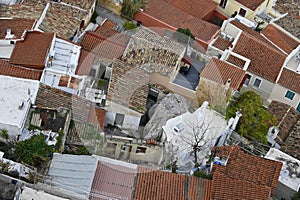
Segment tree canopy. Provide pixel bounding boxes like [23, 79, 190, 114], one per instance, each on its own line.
[226, 91, 277, 143]
[14, 135, 57, 168]
[174, 28, 195, 44]
[121, 0, 147, 20]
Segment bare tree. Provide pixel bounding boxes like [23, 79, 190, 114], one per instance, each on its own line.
[179, 119, 213, 166]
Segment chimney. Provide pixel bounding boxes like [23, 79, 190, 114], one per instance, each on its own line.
[5, 28, 14, 39]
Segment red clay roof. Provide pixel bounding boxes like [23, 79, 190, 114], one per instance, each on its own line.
[211, 172, 271, 200]
[102, 19, 115, 29]
[166, 0, 217, 19]
[278, 68, 300, 94]
[81, 29, 129, 62]
[226, 54, 246, 68]
[201, 58, 246, 90]
[134, 0, 220, 42]
[211, 146, 282, 196]
[0, 18, 36, 40]
[9, 31, 54, 69]
[76, 49, 95, 76]
[0, 59, 42, 80]
[212, 37, 232, 51]
[88, 107, 106, 130]
[262, 23, 300, 54]
[90, 161, 136, 200]
[235, 0, 265, 11]
[232, 32, 286, 83]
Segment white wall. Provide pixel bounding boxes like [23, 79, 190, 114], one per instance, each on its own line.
[269, 84, 300, 109]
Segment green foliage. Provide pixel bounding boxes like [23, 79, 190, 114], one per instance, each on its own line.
[123, 21, 138, 30]
[14, 135, 54, 168]
[121, 0, 147, 20]
[0, 129, 9, 140]
[193, 171, 212, 180]
[174, 28, 195, 44]
[226, 91, 277, 143]
[292, 191, 300, 200]
[91, 10, 99, 24]
[166, 161, 178, 173]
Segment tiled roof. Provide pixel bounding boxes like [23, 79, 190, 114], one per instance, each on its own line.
[272, 0, 300, 39]
[226, 55, 246, 68]
[232, 32, 286, 82]
[88, 106, 106, 130]
[36, 84, 91, 122]
[90, 161, 136, 200]
[39, 2, 87, 40]
[211, 37, 232, 51]
[0, 4, 44, 20]
[166, 0, 217, 19]
[211, 146, 283, 196]
[0, 18, 36, 40]
[0, 59, 42, 80]
[201, 58, 246, 90]
[278, 68, 300, 94]
[81, 29, 129, 62]
[135, 0, 220, 42]
[9, 31, 54, 69]
[235, 0, 265, 11]
[267, 100, 300, 143]
[211, 172, 271, 200]
[108, 59, 149, 113]
[262, 24, 299, 54]
[134, 167, 213, 200]
[280, 120, 300, 160]
[21, 0, 95, 11]
[102, 19, 115, 29]
[76, 49, 95, 76]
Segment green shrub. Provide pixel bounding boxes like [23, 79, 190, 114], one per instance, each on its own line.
[123, 21, 138, 30]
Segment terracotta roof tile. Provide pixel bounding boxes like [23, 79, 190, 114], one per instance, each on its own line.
[0, 18, 36, 40]
[90, 161, 136, 200]
[81, 30, 129, 62]
[212, 37, 232, 51]
[262, 24, 299, 54]
[188, 176, 212, 200]
[235, 0, 265, 11]
[211, 172, 271, 200]
[166, 0, 217, 19]
[233, 32, 286, 82]
[108, 59, 149, 114]
[102, 19, 115, 29]
[134, 0, 220, 43]
[88, 107, 106, 130]
[211, 146, 283, 196]
[0, 59, 42, 80]
[267, 100, 300, 143]
[226, 54, 246, 68]
[278, 68, 300, 94]
[9, 31, 54, 69]
[39, 2, 87, 40]
[21, 0, 95, 11]
[134, 166, 188, 200]
[201, 58, 246, 90]
[76, 49, 95, 76]
[36, 84, 92, 122]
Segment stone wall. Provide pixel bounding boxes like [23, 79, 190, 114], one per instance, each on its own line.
[98, 0, 122, 15]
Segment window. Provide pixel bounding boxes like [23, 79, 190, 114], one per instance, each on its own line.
[297, 102, 300, 113]
[136, 147, 147, 153]
[219, 0, 227, 8]
[244, 74, 252, 86]
[285, 90, 295, 100]
[253, 78, 261, 88]
[238, 8, 247, 17]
